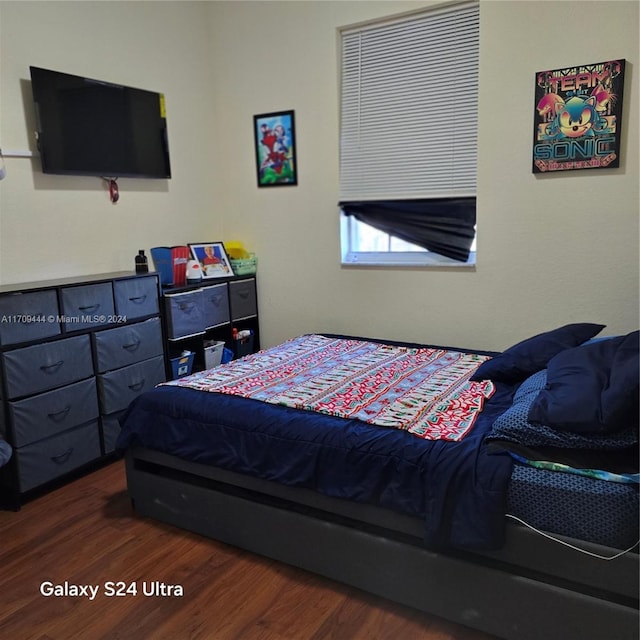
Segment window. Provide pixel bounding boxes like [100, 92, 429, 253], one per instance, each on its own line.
[339, 1, 479, 266]
[341, 215, 477, 266]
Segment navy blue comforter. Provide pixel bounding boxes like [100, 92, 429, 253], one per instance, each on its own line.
[116, 359, 515, 550]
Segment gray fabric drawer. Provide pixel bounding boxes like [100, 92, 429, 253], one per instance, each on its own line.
[60, 282, 115, 332]
[0, 290, 60, 346]
[97, 355, 166, 414]
[101, 411, 125, 454]
[202, 283, 230, 329]
[93, 317, 163, 373]
[164, 289, 205, 339]
[229, 279, 257, 320]
[16, 421, 101, 492]
[2, 335, 93, 399]
[9, 378, 99, 447]
[113, 276, 159, 320]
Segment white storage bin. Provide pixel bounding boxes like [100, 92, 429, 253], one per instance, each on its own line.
[204, 341, 225, 369]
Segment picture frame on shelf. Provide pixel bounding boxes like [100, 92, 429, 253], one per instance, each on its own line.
[253, 110, 298, 187]
[188, 242, 233, 279]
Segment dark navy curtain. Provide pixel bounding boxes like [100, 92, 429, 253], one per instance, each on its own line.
[340, 198, 476, 262]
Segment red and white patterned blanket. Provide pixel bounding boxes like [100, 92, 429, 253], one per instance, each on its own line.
[167, 334, 495, 441]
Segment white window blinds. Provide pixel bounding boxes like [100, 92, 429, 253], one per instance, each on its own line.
[339, 1, 479, 201]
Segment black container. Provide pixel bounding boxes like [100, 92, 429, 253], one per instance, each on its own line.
[135, 250, 149, 274]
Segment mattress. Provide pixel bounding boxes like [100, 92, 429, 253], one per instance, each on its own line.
[507, 463, 639, 549]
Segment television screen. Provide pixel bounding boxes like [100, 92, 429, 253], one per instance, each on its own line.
[30, 66, 171, 179]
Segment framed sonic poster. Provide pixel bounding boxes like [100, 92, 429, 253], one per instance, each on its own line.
[532, 59, 625, 173]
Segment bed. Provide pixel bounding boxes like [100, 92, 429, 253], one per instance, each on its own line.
[117, 326, 639, 640]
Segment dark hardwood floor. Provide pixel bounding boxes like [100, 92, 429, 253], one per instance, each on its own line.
[0, 461, 500, 640]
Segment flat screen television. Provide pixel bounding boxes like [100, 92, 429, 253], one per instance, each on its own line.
[30, 66, 171, 179]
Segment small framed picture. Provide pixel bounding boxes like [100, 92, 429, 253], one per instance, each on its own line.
[188, 242, 233, 279]
[253, 110, 298, 187]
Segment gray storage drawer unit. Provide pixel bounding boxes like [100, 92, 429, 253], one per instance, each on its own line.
[15, 421, 101, 492]
[97, 355, 165, 414]
[60, 282, 115, 332]
[202, 283, 230, 329]
[0, 290, 60, 346]
[164, 289, 205, 339]
[9, 378, 99, 447]
[113, 276, 159, 320]
[0, 271, 166, 507]
[157, 275, 260, 381]
[93, 317, 163, 373]
[229, 278, 257, 320]
[2, 334, 93, 399]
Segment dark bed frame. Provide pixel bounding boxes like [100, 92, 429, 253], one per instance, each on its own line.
[125, 447, 638, 640]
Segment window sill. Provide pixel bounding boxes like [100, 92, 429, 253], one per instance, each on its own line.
[341, 251, 476, 269]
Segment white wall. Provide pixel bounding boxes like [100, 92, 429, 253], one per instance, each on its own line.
[0, 1, 219, 281]
[1, 1, 637, 352]
[209, 0, 639, 350]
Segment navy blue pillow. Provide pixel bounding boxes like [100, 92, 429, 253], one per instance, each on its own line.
[470, 323, 605, 384]
[486, 370, 638, 450]
[528, 331, 639, 435]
